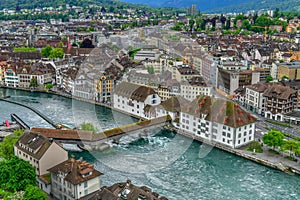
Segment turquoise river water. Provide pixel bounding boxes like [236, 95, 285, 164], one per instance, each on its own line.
[0, 88, 300, 200]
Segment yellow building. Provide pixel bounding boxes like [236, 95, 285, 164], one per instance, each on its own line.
[96, 75, 114, 103]
[157, 85, 170, 101]
[278, 61, 300, 80]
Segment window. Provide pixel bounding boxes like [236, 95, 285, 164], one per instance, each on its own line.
[84, 181, 88, 188]
[84, 189, 88, 195]
[249, 136, 252, 141]
[238, 133, 241, 138]
[227, 133, 231, 138]
[222, 132, 226, 136]
[223, 138, 225, 142]
[244, 132, 247, 136]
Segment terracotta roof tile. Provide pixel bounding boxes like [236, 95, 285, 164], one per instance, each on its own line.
[183, 95, 256, 128]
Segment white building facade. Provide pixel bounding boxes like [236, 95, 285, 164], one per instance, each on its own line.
[113, 82, 161, 118]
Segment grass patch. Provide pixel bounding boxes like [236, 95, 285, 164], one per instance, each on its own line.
[285, 156, 297, 162]
[269, 149, 280, 154]
[13, 47, 37, 52]
[246, 141, 263, 153]
[266, 120, 293, 128]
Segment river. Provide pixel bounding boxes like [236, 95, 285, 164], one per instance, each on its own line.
[0, 88, 300, 200]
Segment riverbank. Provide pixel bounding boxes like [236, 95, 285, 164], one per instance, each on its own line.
[2, 86, 300, 176]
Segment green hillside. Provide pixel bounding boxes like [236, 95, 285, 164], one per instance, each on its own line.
[0, 0, 115, 10]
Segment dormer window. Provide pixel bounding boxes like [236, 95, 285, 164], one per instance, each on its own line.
[82, 172, 92, 177]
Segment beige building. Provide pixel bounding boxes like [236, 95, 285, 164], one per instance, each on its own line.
[48, 157, 102, 200]
[277, 61, 300, 80]
[14, 131, 68, 176]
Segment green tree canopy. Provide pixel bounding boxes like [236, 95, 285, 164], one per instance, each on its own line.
[41, 45, 52, 57]
[29, 77, 38, 88]
[266, 75, 273, 82]
[262, 129, 285, 149]
[281, 140, 299, 156]
[49, 48, 64, 59]
[23, 185, 47, 200]
[81, 122, 97, 133]
[45, 83, 53, 90]
[0, 129, 23, 160]
[147, 65, 155, 74]
[0, 156, 36, 192]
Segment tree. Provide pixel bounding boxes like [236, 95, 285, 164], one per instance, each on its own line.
[274, 8, 280, 18]
[23, 185, 47, 200]
[241, 20, 251, 30]
[281, 140, 299, 156]
[0, 129, 23, 160]
[147, 65, 155, 74]
[41, 45, 52, 57]
[0, 156, 36, 192]
[45, 83, 53, 90]
[266, 75, 273, 82]
[81, 122, 97, 133]
[80, 38, 94, 48]
[225, 18, 231, 30]
[49, 48, 64, 59]
[29, 77, 38, 88]
[262, 129, 284, 149]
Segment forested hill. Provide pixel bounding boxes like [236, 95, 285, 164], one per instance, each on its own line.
[0, 0, 117, 10]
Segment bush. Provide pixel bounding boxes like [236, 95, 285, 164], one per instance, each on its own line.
[247, 141, 263, 153]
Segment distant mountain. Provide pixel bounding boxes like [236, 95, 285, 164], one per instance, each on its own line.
[120, 0, 300, 12]
[209, 0, 300, 13]
[1, 0, 299, 13]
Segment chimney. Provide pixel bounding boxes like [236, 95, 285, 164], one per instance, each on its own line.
[70, 155, 75, 163]
[126, 179, 131, 187]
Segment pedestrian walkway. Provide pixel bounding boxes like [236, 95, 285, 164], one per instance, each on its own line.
[238, 145, 300, 174]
